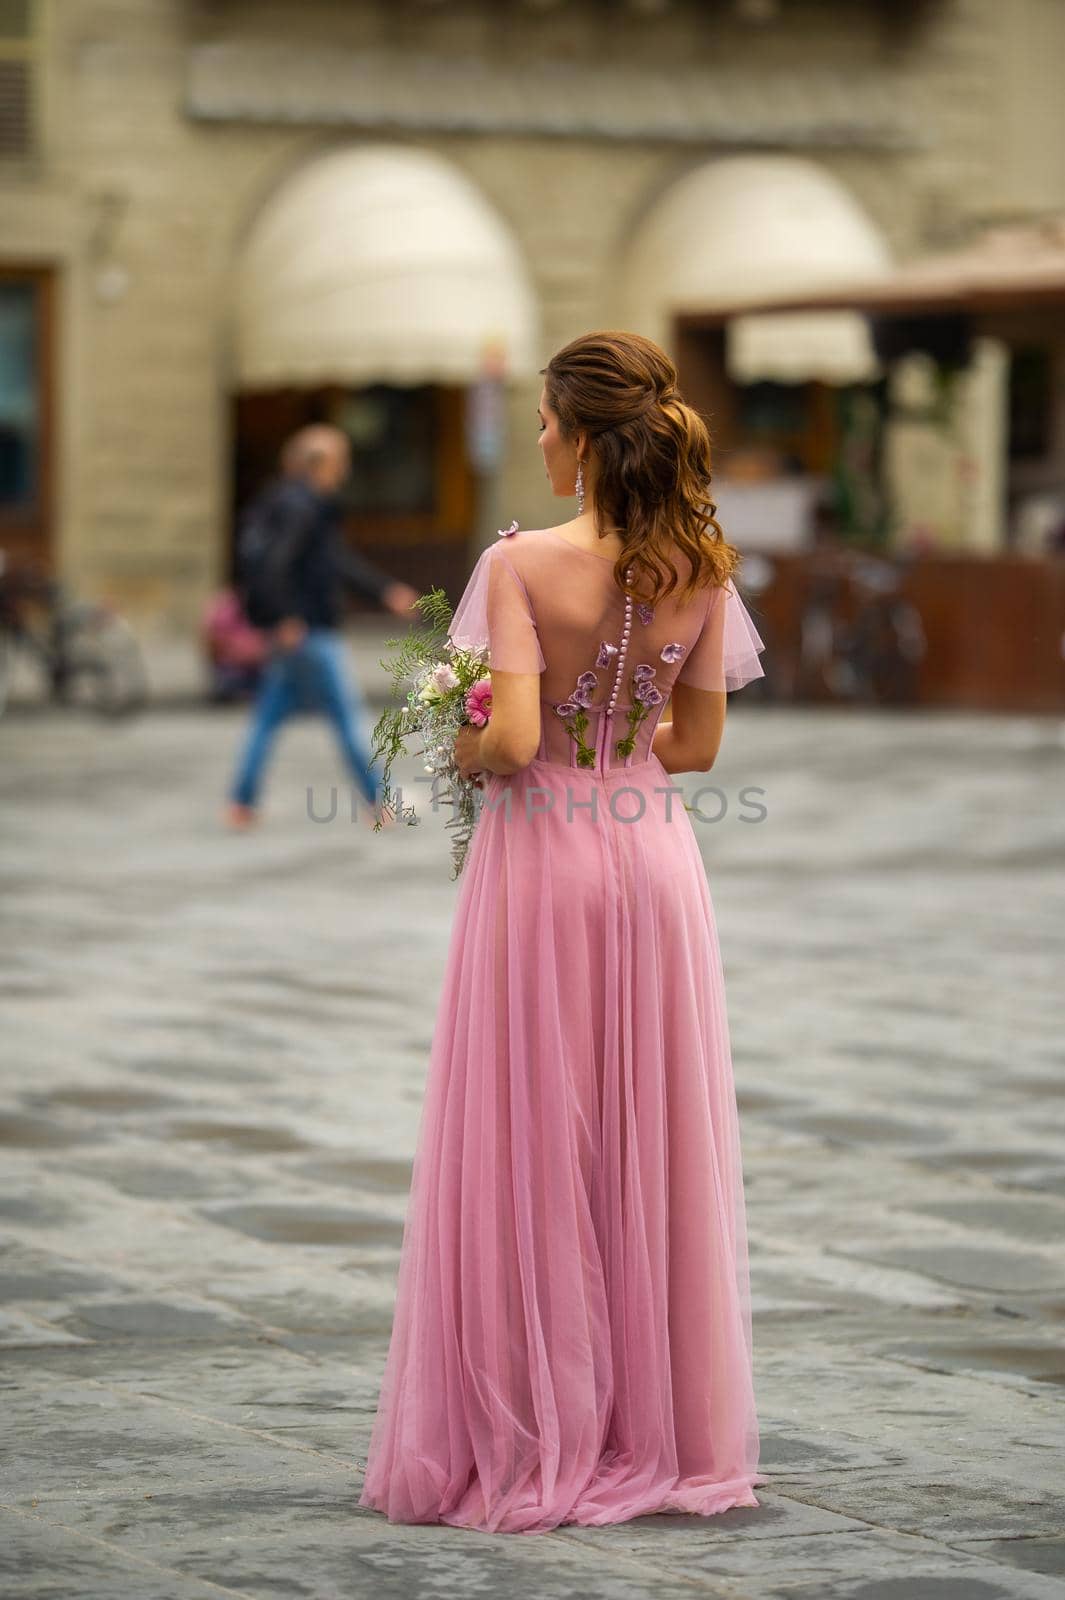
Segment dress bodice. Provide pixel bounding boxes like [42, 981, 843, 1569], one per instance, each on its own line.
[447, 522, 766, 774]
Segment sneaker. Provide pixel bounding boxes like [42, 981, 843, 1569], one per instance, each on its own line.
[223, 801, 259, 831]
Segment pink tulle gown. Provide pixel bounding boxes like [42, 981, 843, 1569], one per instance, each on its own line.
[358, 522, 768, 1534]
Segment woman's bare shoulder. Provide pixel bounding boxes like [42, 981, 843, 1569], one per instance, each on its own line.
[491, 520, 556, 562]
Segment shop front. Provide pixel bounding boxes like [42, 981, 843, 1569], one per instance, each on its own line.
[229, 143, 538, 609]
[670, 221, 1065, 713]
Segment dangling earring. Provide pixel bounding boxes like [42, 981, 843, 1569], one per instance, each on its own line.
[575, 459, 585, 514]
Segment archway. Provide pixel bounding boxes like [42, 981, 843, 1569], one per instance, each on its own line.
[617, 156, 892, 548]
[230, 143, 539, 597]
[618, 154, 890, 382]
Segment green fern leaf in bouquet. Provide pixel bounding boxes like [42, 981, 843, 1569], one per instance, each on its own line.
[369, 585, 494, 879]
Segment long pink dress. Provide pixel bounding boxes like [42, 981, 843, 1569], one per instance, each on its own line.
[358, 523, 768, 1534]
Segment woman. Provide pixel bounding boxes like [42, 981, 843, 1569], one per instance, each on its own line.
[358, 331, 768, 1534]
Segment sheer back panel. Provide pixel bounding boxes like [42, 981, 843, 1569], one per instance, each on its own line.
[449, 528, 766, 772]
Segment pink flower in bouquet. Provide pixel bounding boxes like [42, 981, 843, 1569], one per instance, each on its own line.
[465, 677, 493, 728]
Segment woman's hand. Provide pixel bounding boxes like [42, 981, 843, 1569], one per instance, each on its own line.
[381, 581, 421, 618]
[453, 723, 486, 787]
[274, 617, 307, 653]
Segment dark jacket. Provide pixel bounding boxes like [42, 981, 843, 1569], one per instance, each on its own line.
[245, 476, 395, 629]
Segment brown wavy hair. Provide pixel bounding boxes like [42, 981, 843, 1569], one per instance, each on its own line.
[541, 329, 741, 608]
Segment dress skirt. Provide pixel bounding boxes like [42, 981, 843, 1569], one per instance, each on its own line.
[358, 752, 765, 1533]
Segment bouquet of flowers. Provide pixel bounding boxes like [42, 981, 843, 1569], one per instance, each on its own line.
[370, 586, 493, 879]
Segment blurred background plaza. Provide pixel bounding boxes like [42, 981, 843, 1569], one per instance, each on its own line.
[3, 5, 1065, 1597]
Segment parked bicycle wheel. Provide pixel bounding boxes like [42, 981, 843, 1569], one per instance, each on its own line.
[0, 628, 12, 719]
[53, 601, 148, 717]
[868, 601, 926, 704]
[846, 559, 927, 706]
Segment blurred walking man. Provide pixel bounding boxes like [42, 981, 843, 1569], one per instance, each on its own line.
[224, 424, 419, 830]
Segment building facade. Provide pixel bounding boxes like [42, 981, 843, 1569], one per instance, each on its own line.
[2, 0, 1064, 634]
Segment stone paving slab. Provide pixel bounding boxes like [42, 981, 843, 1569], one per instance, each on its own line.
[0, 1512, 232, 1600]
[565, 1518, 1065, 1599]
[1, 704, 1064, 1598]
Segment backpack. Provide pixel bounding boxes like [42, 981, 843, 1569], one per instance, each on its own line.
[235, 480, 318, 630]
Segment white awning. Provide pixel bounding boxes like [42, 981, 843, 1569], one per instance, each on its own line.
[233, 145, 539, 388]
[727, 310, 880, 384]
[618, 155, 891, 383]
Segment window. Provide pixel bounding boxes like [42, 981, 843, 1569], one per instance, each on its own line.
[334, 386, 437, 518]
[0, 0, 37, 159]
[737, 382, 809, 447]
[0, 280, 38, 510]
[1008, 346, 1051, 463]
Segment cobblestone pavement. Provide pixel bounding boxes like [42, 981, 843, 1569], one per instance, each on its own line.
[2, 700, 1065, 1599]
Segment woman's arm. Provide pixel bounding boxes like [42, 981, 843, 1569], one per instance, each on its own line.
[457, 722, 524, 778]
[652, 686, 727, 773]
[454, 670, 542, 778]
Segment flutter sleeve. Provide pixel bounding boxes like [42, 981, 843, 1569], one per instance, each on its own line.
[673, 578, 767, 693]
[447, 543, 546, 674]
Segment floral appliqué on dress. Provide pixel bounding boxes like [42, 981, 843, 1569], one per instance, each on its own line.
[553, 670, 600, 768]
[549, 552, 689, 765]
[553, 550, 690, 765]
[613, 642, 687, 759]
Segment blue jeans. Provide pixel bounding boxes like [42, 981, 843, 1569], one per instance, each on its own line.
[228, 628, 384, 810]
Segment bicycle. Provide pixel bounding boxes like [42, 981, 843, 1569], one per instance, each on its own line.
[0, 552, 148, 720]
[839, 554, 927, 706]
[795, 545, 926, 707]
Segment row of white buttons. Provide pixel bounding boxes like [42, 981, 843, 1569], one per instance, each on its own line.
[606, 567, 635, 716]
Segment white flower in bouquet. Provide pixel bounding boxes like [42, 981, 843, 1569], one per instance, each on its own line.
[431, 663, 460, 692]
[370, 587, 494, 879]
